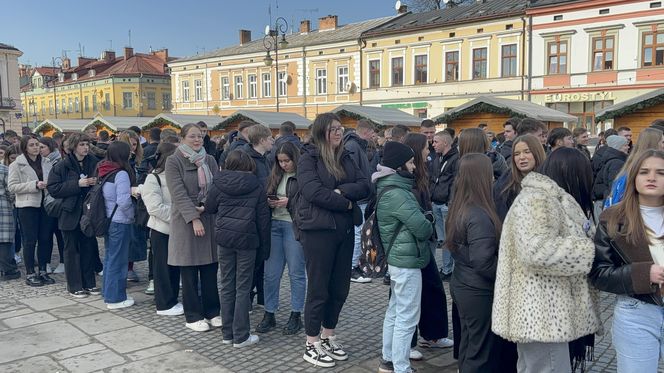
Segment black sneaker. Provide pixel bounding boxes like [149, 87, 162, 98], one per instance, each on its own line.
[350, 266, 371, 284]
[255, 311, 276, 333]
[40, 273, 56, 285]
[378, 358, 394, 373]
[383, 273, 391, 285]
[70, 290, 89, 299]
[0, 270, 20, 281]
[303, 341, 336, 368]
[320, 335, 348, 361]
[440, 272, 452, 282]
[282, 311, 302, 335]
[85, 287, 101, 295]
[25, 274, 44, 287]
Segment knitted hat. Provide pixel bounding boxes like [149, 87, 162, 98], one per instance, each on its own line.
[382, 141, 415, 170]
[606, 135, 628, 151]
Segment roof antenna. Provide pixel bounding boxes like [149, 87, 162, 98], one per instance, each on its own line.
[128, 29, 132, 47]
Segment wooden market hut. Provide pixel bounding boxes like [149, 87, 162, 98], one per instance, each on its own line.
[433, 96, 577, 133]
[331, 104, 422, 129]
[214, 110, 311, 136]
[88, 115, 146, 135]
[595, 88, 664, 140]
[141, 113, 224, 135]
[32, 119, 91, 137]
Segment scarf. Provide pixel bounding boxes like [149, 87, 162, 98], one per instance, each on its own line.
[46, 150, 61, 164]
[179, 143, 213, 203]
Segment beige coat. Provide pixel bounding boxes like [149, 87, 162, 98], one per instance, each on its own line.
[139, 172, 171, 235]
[492, 172, 600, 343]
[8, 154, 52, 208]
[165, 151, 218, 266]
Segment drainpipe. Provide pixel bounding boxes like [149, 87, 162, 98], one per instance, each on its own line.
[359, 37, 365, 105]
[302, 47, 307, 118]
[521, 17, 526, 101]
[527, 14, 533, 101]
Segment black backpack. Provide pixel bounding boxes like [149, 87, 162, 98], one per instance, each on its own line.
[80, 170, 120, 238]
[135, 172, 161, 226]
[359, 186, 403, 277]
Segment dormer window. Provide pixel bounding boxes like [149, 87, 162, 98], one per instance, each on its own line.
[72, 73, 78, 81]
[89, 69, 96, 77]
[58, 72, 65, 82]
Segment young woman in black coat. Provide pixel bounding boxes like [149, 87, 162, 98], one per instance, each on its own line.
[295, 113, 370, 368]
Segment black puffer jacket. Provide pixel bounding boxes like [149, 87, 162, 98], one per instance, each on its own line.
[487, 150, 508, 180]
[46, 153, 99, 231]
[589, 208, 662, 306]
[204, 169, 271, 261]
[430, 147, 459, 205]
[294, 143, 370, 231]
[498, 140, 513, 161]
[591, 145, 608, 181]
[450, 206, 499, 291]
[592, 147, 626, 201]
[493, 170, 516, 222]
[343, 131, 372, 203]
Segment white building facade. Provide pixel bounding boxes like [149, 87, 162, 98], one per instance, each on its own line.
[0, 43, 23, 131]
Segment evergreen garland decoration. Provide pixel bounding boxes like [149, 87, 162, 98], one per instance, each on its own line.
[434, 103, 525, 124]
[213, 114, 244, 130]
[334, 110, 381, 129]
[86, 120, 117, 134]
[595, 94, 664, 122]
[32, 122, 61, 135]
[143, 117, 181, 130]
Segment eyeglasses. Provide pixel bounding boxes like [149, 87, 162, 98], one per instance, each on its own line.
[329, 126, 344, 135]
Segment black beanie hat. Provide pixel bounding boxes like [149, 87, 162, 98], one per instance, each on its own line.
[382, 141, 415, 170]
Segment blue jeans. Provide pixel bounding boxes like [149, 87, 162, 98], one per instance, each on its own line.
[351, 203, 367, 268]
[264, 220, 306, 313]
[612, 295, 664, 372]
[382, 265, 422, 373]
[103, 222, 131, 303]
[432, 203, 453, 275]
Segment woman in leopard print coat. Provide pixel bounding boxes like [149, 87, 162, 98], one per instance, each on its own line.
[492, 148, 600, 372]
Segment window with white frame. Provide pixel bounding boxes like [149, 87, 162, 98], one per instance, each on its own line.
[337, 66, 349, 93]
[369, 60, 380, 88]
[221, 77, 230, 100]
[445, 51, 459, 81]
[316, 68, 327, 95]
[472, 48, 488, 79]
[248, 74, 257, 98]
[547, 40, 567, 74]
[278, 72, 287, 96]
[262, 73, 271, 97]
[194, 79, 203, 101]
[392, 57, 403, 86]
[122, 92, 133, 109]
[414, 55, 427, 84]
[147, 92, 156, 109]
[182, 80, 190, 102]
[501, 44, 517, 77]
[234, 75, 244, 99]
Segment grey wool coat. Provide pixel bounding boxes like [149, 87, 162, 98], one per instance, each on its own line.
[165, 151, 219, 267]
[0, 165, 15, 243]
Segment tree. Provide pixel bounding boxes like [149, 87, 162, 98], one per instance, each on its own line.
[405, 0, 474, 12]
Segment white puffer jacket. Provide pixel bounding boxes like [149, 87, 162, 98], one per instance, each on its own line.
[492, 172, 600, 343]
[8, 154, 52, 208]
[139, 172, 171, 235]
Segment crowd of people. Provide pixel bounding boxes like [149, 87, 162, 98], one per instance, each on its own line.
[0, 113, 663, 372]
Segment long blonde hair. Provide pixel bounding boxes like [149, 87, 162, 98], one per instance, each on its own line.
[118, 130, 144, 165]
[310, 113, 345, 180]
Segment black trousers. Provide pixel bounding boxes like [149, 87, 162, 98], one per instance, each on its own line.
[150, 230, 180, 311]
[450, 280, 501, 372]
[180, 262, 220, 323]
[419, 251, 449, 340]
[0, 242, 17, 274]
[17, 207, 55, 274]
[54, 228, 64, 264]
[62, 228, 97, 293]
[251, 261, 264, 305]
[301, 221, 354, 337]
[219, 246, 256, 344]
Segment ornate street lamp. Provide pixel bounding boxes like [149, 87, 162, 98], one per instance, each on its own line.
[263, 17, 288, 112]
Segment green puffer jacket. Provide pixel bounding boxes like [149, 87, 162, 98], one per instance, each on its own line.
[376, 173, 432, 269]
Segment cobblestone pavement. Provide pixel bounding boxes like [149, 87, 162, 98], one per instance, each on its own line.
[0, 246, 658, 372]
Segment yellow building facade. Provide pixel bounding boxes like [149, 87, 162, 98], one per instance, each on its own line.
[21, 48, 172, 126]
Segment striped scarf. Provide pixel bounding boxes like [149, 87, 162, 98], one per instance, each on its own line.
[178, 144, 213, 203]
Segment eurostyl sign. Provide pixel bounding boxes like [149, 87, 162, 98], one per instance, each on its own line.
[544, 91, 615, 103]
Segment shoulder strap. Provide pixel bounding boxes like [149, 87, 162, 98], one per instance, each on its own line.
[376, 186, 404, 255]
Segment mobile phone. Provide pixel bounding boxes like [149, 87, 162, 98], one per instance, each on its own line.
[267, 195, 279, 201]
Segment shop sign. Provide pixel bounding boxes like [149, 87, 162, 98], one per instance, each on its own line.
[544, 91, 615, 103]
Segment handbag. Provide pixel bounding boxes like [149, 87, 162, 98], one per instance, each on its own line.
[43, 194, 63, 218]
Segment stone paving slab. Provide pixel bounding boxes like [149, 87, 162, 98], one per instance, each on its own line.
[51, 343, 108, 361]
[47, 303, 104, 319]
[2, 311, 57, 329]
[95, 325, 174, 354]
[125, 342, 185, 361]
[59, 348, 126, 373]
[0, 355, 66, 373]
[19, 295, 76, 311]
[0, 307, 31, 320]
[0, 320, 92, 364]
[68, 312, 137, 335]
[106, 350, 224, 372]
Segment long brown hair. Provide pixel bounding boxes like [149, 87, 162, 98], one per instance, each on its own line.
[267, 142, 299, 195]
[607, 149, 664, 247]
[458, 128, 489, 157]
[501, 135, 546, 197]
[403, 133, 429, 194]
[446, 154, 502, 251]
[310, 113, 345, 180]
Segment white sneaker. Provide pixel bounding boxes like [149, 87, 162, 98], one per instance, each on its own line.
[206, 316, 222, 328]
[186, 320, 210, 332]
[53, 263, 65, 274]
[303, 341, 336, 368]
[419, 337, 454, 348]
[145, 280, 154, 295]
[14, 254, 21, 264]
[156, 303, 184, 316]
[46, 263, 53, 273]
[409, 349, 424, 361]
[106, 298, 135, 310]
[233, 334, 259, 348]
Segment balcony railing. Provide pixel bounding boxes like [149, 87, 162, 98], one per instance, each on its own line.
[0, 97, 16, 110]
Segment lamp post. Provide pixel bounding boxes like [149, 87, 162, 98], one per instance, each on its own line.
[51, 57, 63, 119]
[263, 17, 289, 112]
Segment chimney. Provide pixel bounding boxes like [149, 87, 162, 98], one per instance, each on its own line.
[397, 4, 408, 14]
[124, 47, 134, 60]
[319, 15, 338, 31]
[77, 57, 95, 67]
[102, 50, 116, 62]
[151, 48, 169, 62]
[239, 30, 252, 45]
[300, 20, 311, 34]
[62, 57, 71, 69]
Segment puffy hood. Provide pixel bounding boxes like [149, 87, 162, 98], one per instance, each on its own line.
[602, 146, 628, 164]
[371, 164, 396, 183]
[217, 169, 259, 196]
[343, 131, 368, 151]
[375, 169, 414, 192]
[521, 172, 565, 200]
[274, 134, 302, 149]
[242, 143, 266, 160]
[97, 160, 122, 178]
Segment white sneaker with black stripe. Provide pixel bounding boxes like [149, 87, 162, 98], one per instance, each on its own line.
[320, 335, 348, 361]
[303, 341, 336, 368]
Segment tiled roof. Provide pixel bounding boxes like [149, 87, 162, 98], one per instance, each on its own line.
[0, 42, 19, 51]
[54, 53, 168, 86]
[433, 96, 577, 123]
[215, 110, 311, 131]
[362, 0, 528, 38]
[34, 67, 59, 77]
[173, 16, 395, 63]
[528, 0, 581, 8]
[331, 104, 421, 127]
